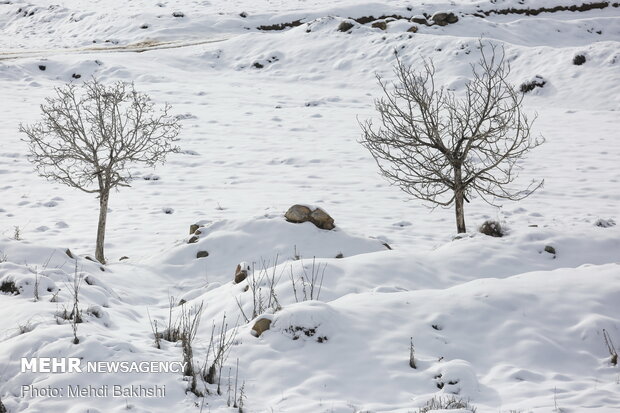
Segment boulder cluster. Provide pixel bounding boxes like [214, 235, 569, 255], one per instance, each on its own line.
[284, 204, 335, 230]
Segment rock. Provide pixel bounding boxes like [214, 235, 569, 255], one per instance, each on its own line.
[252, 318, 272, 337]
[411, 16, 428, 25]
[337, 21, 355, 32]
[189, 224, 200, 235]
[38, 65, 46, 71]
[544, 245, 556, 255]
[573, 54, 586, 65]
[407, 25, 418, 33]
[335, 252, 344, 259]
[188, 235, 199, 244]
[172, 11, 184, 17]
[196, 251, 209, 259]
[65, 248, 74, 259]
[309, 208, 335, 230]
[479, 220, 504, 237]
[234, 263, 249, 284]
[119, 256, 129, 261]
[371, 21, 387, 30]
[431, 12, 458, 26]
[285, 204, 312, 223]
[285, 204, 335, 230]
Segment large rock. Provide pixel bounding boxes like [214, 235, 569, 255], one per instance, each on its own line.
[285, 204, 312, 223]
[285, 205, 335, 230]
[371, 21, 387, 30]
[431, 12, 458, 26]
[411, 15, 428, 25]
[234, 263, 249, 284]
[337, 21, 355, 32]
[309, 208, 335, 230]
[252, 318, 272, 337]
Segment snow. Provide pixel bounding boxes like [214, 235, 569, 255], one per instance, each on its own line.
[1, 0, 620, 412]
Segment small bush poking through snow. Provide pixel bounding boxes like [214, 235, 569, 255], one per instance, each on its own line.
[602, 329, 618, 366]
[479, 220, 504, 237]
[573, 54, 586, 65]
[0, 279, 20, 295]
[18, 320, 34, 334]
[595, 218, 616, 228]
[416, 395, 477, 413]
[520, 75, 546, 93]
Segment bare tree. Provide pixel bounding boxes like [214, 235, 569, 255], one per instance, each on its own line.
[20, 79, 180, 263]
[360, 43, 544, 233]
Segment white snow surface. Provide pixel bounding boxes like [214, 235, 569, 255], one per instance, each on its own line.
[1, 0, 620, 412]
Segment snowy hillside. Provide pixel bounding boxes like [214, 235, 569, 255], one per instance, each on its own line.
[1, 0, 619, 412]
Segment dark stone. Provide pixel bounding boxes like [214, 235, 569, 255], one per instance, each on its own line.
[337, 21, 355, 32]
[257, 20, 303, 31]
[140, 24, 149, 29]
[172, 11, 184, 17]
[253, 62, 264, 69]
[371, 21, 387, 30]
[544, 245, 556, 255]
[38, 65, 46, 71]
[407, 25, 418, 33]
[196, 250, 209, 259]
[411, 16, 428, 25]
[239, 12, 247, 18]
[119, 256, 129, 261]
[335, 252, 344, 259]
[71, 73, 81, 79]
[65, 248, 74, 259]
[234, 264, 248, 284]
[189, 224, 200, 235]
[188, 235, 199, 244]
[431, 12, 458, 26]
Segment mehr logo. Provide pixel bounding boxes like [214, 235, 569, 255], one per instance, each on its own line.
[22, 358, 81, 373]
[21, 358, 187, 373]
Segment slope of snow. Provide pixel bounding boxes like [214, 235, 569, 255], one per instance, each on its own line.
[1, 0, 619, 412]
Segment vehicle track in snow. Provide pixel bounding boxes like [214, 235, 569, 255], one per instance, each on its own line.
[0, 36, 232, 61]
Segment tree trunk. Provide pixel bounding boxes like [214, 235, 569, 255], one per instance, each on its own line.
[95, 189, 109, 264]
[454, 166, 466, 233]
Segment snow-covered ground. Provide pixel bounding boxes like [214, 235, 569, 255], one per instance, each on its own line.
[1, 0, 619, 412]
